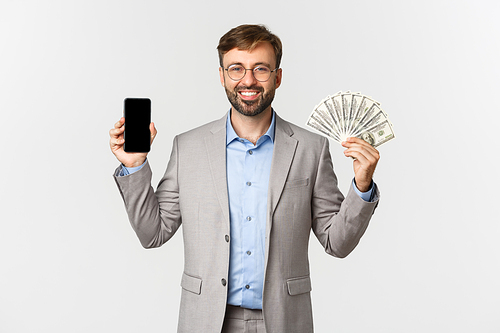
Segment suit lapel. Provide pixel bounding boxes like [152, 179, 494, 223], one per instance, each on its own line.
[267, 115, 298, 231]
[205, 113, 230, 229]
[203, 112, 298, 238]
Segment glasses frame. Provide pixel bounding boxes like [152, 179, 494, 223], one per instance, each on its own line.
[223, 64, 279, 82]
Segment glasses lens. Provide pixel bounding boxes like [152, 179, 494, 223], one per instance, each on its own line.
[227, 65, 245, 81]
[253, 66, 271, 82]
[226, 65, 273, 82]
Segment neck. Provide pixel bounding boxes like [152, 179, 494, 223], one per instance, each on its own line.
[230, 107, 273, 145]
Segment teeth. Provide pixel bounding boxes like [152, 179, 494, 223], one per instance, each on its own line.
[240, 91, 258, 96]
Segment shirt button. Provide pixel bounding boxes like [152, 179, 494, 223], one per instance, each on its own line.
[246, 216, 252, 221]
[246, 251, 251, 255]
[246, 182, 252, 186]
[221, 278, 227, 286]
[239, 139, 244, 143]
[225, 235, 229, 242]
[245, 285, 250, 289]
[248, 150, 253, 155]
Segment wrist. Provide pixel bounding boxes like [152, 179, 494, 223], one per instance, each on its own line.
[354, 178, 372, 193]
[123, 159, 146, 168]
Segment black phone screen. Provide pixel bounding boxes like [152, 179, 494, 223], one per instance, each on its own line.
[124, 98, 151, 153]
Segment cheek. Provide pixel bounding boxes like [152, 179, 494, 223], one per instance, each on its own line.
[223, 80, 237, 91]
[225, 84, 237, 95]
[263, 83, 276, 94]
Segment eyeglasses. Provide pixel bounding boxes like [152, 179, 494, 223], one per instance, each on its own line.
[223, 64, 279, 82]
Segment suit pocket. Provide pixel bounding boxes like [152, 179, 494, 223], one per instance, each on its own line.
[181, 272, 202, 295]
[284, 178, 309, 189]
[286, 275, 312, 296]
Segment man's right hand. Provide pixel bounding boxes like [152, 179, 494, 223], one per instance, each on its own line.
[109, 117, 157, 168]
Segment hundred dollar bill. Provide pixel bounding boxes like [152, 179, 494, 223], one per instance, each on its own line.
[312, 99, 339, 134]
[350, 95, 380, 136]
[330, 93, 344, 136]
[341, 92, 352, 134]
[351, 110, 389, 138]
[306, 113, 341, 142]
[306, 91, 395, 148]
[356, 119, 395, 147]
[363, 110, 389, 129]
[306, 103, 339, 140]
[321, 97, 343, 136]
[351, 102, 382, 137]
[348, 92, 364, 135]
[325, 94, 342, 133]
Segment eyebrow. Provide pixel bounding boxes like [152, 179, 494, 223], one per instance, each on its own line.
[227, 61, 272, 68]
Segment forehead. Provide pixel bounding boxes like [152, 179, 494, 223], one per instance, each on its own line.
[222, 42, 276, 67]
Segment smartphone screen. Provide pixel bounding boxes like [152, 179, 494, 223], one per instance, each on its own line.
[124, 98, 151, 153]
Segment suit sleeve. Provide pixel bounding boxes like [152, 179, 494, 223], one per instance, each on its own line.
[311, 137, 379, 258]
[113, 136, 182, 248]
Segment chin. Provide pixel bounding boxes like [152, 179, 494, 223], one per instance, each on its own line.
[233, 103, 267, 117]
[226, 88, 274, 117]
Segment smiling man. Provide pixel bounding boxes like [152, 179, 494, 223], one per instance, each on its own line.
[110, 24, 380, 333]
[220, 43, 279, 118]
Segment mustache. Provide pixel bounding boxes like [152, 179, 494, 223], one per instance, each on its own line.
[235, 86, 264, 93]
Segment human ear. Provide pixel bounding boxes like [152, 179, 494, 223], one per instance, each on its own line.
[219, 67, 225, 87]
[275, 68, 282, 89]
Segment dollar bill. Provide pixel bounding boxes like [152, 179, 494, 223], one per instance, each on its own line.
[348, 92, 364, 135]
[351, 102, 382, 136]
[341, 92, 352, 134]
[331, 93, 344, 137]
[306, 113, 341, 141]
[314, 99, 338, 134]
[350, 95, 380, 137]
[322, 97, 343, 136]
[356, 119, 395, 147]
[306, 91, 395, 147]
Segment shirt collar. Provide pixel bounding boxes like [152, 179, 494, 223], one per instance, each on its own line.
[226, 109, 276, 146]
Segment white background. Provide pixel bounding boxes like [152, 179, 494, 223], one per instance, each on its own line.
[1, 0, 499, 332]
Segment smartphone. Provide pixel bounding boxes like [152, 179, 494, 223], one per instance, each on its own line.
[123, 98, 151, 153]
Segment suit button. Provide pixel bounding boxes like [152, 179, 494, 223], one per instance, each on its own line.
[221, 278, 227, 286]
[225, 235, 229, 242]
[245, 284, 250, 289]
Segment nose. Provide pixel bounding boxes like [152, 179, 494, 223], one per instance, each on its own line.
[240, 68, 258, 86]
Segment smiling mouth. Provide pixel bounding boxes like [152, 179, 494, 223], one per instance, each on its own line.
[238, 91, 260, 100]
[240, 91, 258, 96]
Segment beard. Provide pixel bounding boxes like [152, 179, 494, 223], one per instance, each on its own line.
[225, 85, 275, 117]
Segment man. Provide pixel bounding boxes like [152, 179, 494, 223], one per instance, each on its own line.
[110, 24, 380, 333]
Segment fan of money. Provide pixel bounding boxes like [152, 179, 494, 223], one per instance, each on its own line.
[306, 91, 395, 147]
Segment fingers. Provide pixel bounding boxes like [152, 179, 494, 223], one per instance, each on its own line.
[110, 118, 124, 137]
[110, 136, 124, 148]
[150, 122, 157, 144]
[109, 126, 124, 139]
[109, 118, 125, 150]
[114, 117, 125, 128]
[341, 137, 379, 161]
[341, 137, 380, 192]
[109, 119, 157, 151]
[342, 137, 377, 151]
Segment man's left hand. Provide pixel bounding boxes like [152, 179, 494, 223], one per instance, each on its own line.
[341, 137, 380, 192]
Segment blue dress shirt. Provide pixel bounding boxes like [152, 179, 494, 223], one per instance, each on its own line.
[119, 110, 374, 310]
[225, 111, 275, 309]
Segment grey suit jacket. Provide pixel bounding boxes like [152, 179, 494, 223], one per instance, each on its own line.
[114, 113, 379, 333]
